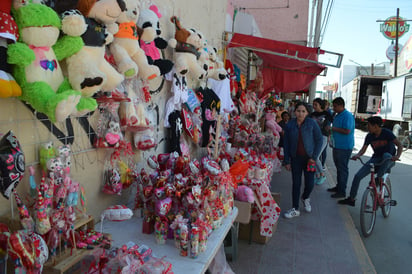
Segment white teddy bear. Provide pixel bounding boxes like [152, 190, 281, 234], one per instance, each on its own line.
[109, 0, 160, 80]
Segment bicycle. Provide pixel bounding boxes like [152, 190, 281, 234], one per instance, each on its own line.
[400, 131, 412, 152]
[355, 157, 397, 237]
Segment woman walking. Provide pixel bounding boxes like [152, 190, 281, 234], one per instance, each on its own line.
[283, 102, 323, 218]
[310, 98, 333, 185]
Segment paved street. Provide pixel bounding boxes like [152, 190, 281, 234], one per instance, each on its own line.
[335, 129, 412, 274]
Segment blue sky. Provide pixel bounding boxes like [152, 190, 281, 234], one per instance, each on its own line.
[318, 0, 412, 85]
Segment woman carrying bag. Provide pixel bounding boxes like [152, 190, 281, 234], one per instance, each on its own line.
[283, 101, 323, 218]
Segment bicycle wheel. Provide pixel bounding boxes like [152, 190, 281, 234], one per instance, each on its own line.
[381, 178, 392, 218]
[360, 188, 376, 237]
[400, 135, 410, 152]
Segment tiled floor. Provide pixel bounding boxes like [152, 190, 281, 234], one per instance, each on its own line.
[228, 166, 376, 274]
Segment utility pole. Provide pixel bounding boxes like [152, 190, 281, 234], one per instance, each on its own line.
[309, 0, 323, 101]
[377, 9, 412, 77]
[394, 8, 399, 77]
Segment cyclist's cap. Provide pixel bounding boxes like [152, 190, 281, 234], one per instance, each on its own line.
[367, 116, 383, 127]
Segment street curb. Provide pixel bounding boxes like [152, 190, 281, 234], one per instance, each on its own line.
[324, 165, 377, 274]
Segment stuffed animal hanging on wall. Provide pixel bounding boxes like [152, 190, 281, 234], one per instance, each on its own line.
[109, 0, 160, 80]
[63, 0, 126, 96]
[170, 16, 206, 80]
[0, 0, 21, 98]
[202, 45, 227, 81]
[137, 4, 175, 76]
[7, 1, 96, 122]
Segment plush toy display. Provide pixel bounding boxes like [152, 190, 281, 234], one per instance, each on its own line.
[7, 1, 97, 122]
[265, 111, 282, 138]
[170, 16, 206, 79]
[39, 141, 56, 172]
[137, 4, 174, 76]
[64, 0, 126, 96]
[235, 185, 254, 203]
[0, 0, 21, 98]
[202, 45, 227, 81]
[110, 0, 160, 80]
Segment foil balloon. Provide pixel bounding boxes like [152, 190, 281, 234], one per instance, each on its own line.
[156, 197, 172, 217]
[7, 230, 35, 271]
[147, 155, 159, 169]
[0, 131, 25, 199]
[30, 233, 49, 270]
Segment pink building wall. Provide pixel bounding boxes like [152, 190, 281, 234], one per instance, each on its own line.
[228, 0, 309, 44]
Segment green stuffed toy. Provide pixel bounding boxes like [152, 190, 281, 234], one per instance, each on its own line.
[7, 1, 97, 123]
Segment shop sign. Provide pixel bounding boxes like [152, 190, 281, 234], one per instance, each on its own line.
[404, 36, 412, 70]
[323, 83, 338, 92]
[380, 16, 410, 40]
[386, 43, 403, 60]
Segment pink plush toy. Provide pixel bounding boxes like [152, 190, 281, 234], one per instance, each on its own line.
[265, 111, 282, 138]
[235, 185, 254, 203]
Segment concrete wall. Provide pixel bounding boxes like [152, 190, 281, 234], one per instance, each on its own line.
[228, 0, 309, 44]
[0, 0, 227, 220]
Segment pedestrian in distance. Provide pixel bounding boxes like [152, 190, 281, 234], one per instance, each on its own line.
[283, 101, 323, 218]
[287, 100, 296, 119]
[327, 97, 355, 198]
[338, 116, 402, 206]
[276, 104, 286, 123]
[321, 99, 334, 168]
[278, 111, 290, 148]
[310, 98, 333, 185]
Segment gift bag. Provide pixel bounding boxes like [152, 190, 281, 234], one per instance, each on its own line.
[94, 103, 123, 148]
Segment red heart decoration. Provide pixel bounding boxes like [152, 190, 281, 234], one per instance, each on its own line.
[6, 155, 13, 163]
[263, 193, 268, 198]
[7, 164, 15, 170]
[264, 228, 269, 232]
[262, 208, 267, 213]
[9, 173, 19, 181]
[263, 201, 271, 207]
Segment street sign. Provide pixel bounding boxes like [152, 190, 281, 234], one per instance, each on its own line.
[386, 43, 403, 59]
[380, 16, 410, 40]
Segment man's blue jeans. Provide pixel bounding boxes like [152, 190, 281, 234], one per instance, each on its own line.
[349, 152, 394, 199]
[332, 148, 352, 195]
[290, 155, 315, 210]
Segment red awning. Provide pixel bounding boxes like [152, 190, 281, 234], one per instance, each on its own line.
[227, 33, 326, 94]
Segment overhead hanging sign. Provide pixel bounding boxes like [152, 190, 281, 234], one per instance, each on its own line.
[386, 43, 403, 60]
[380, 16, 410, 40]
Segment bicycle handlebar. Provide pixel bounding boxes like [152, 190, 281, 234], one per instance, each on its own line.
[353, 157, 393, 167]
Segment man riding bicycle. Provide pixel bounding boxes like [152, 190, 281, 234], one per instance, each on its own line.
[338, 116, 403, 206]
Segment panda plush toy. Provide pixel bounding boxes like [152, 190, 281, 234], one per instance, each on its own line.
[137, 5, 174, 76]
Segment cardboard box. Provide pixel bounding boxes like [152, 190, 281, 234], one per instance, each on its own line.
[238, 219, 278, 244]
[234, 200, 252, 224]
[237, 192, 280, 244]
[272, 192, 281, 205]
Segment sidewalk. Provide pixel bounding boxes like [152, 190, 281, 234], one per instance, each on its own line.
[228, 158, 376, 274]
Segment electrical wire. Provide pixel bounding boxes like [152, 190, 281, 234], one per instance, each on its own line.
[320, 0, 335, 46]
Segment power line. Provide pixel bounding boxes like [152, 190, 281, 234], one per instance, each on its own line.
[320, 0, 335, 45]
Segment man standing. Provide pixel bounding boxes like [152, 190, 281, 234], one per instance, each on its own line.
[328, 97, 355, 198]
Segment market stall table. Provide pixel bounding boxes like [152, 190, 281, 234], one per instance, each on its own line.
[99, 207, 238, 274]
